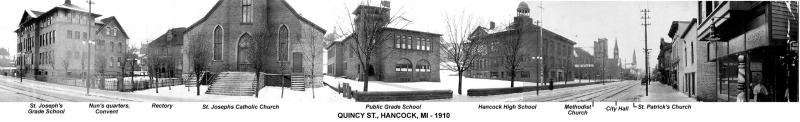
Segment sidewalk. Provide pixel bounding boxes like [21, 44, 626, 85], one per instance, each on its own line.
[639, 82, 698, 102]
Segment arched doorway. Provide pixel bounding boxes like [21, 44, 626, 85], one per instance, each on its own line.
[237, 33, 253, 71]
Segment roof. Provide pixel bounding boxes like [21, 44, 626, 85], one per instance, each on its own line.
[94, 16, 130, 39]
[667, 21, 691, 38]
[382, 27, 442, 36]
[18, 1, 102, 27]
[471, 23, 576, 45]
[574, 48, 593, 58]
[185, 0, 327, 34]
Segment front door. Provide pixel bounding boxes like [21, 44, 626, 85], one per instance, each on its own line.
[292, 52, 303, 73]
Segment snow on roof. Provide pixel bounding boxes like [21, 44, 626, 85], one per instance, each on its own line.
[333, 35, 351, 42]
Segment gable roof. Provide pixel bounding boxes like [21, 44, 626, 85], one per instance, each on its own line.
[185, 0, 327, 34]
[94, 16, 130, 39]
[17, 1, 102, 30]
[280, 0, 326, 34]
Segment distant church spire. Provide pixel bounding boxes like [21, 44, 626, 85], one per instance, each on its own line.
[614, 38, 619, 60]
[632, 51, 637, 66]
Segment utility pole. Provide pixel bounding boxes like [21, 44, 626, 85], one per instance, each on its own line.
[535, 1, 544, 96]
[85, 0, 95, 96]
[641, 8, 651, 96]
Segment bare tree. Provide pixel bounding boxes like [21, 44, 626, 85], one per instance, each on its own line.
[499, 20, 525, 87]
[186, 34, 211, 96]
[440, 11, 484, 94]
[336, 0, 408, 91]
[303, 30, 325, 98]
[143, 41, 159, 93]
[248, 32, 268, 98]
[62, 52, 70, 78]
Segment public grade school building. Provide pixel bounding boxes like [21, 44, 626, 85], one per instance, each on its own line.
[327, 3, 442, 82]
[181, 0, 326, 76]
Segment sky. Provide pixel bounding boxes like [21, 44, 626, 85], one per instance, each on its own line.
[0, 0, 696, 71]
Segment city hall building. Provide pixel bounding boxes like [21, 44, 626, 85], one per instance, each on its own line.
[181, 0, 326, 76]
[327, 3, 442, 82]
[466, 2, 576, 83]
[15, 0, 130, 82]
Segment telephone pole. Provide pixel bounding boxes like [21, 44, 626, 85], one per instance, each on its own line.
[641, 8, 651, 96]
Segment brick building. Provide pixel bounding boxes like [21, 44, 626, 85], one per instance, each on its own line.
[15, 0, 130, 82]
[146, 27, 186, 78]
[466, 2, 576, 83]
[697, 1, 797, 102]
[668, 19, 718, 101]
[181, 0, 326, 76]
[328, 3, 441, 82]
[573, 48, 597, 80]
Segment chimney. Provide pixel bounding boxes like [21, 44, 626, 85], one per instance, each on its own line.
[490, 22, 496, 29]
[381, 1, 391, 8]
[65, 0, 71, 4]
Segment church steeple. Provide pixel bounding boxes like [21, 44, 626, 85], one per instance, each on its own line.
[614, 38, 619, 60]
[632, 51, 637, 66]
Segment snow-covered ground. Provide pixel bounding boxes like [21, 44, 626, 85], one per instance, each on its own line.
[132, 85, 353, 102]
[324, 70, 543, 95]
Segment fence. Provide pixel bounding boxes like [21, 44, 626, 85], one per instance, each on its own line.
[47, 75, 187, 92]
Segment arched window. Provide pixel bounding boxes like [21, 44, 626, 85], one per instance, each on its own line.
[278, 25, 289, 61]
[395, 59, 412, 72]
[395, 58, 413, 82]
[416, 60, 430, 72]
[416, 59, 431, 81]
[237, 33, 253, 69]
[213, 26, 224, 60]
[241, 0, 253, 23]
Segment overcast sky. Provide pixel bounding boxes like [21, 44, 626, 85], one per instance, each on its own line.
[1, 0, 696, 71]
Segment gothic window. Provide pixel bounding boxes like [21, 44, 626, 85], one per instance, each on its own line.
[213, 26, 224, 60]
[241, 0, 253, 23]
[278, 25, 289, 61]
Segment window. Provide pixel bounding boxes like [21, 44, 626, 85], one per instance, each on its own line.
[416, 60, 430, 72]
[67, 30, 72, 39]
[74, 32, 80, 40]
[213, 26, 224, 60]
[691, 42, 694, 64]
[395, 59, 413, 72]
[241, 0, 253, 23]
[394, 35, 401, 48]
[82, 32, 87, 40]
[279, 25, 289, 61]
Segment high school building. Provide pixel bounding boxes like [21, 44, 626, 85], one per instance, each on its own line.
[466, 2, 576, 83]
[181, 0, 326, 76]
[15, 0, 130, 82]
[327, 3, 442, 82]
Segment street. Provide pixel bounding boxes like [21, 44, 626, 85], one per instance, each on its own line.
[0, 84, 46, 102]
[513, 81, 644, 102]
